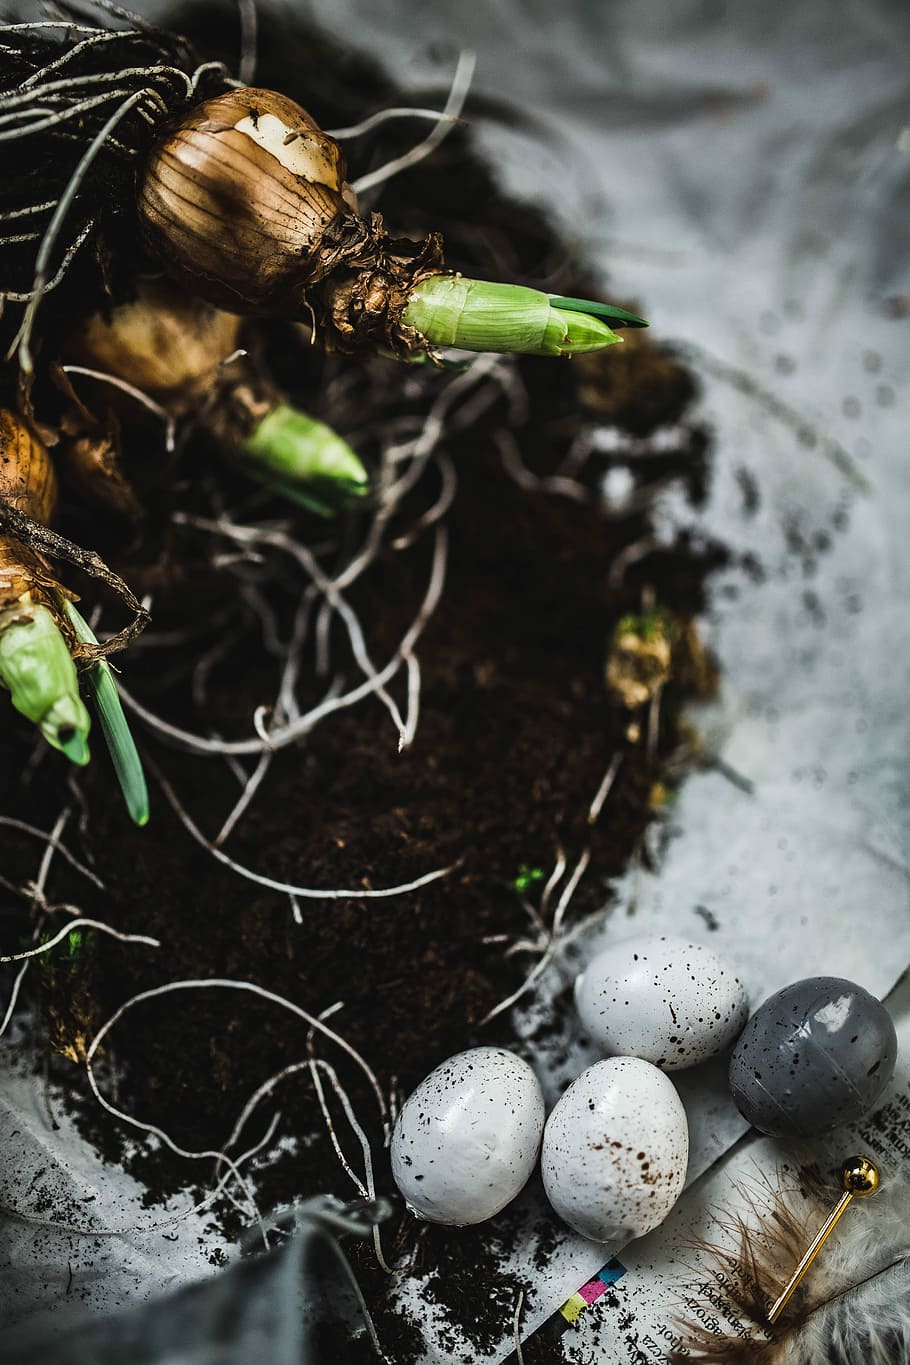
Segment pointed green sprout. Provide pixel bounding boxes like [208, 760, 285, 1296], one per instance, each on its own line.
[513, 863, 545, 895]
[35, 923, 93, 971]
[547, 297, 649, 329]
[62, 599, 149, 827]
[239, 404, 369, 517]
[0, 603, 91, 764]
[401, 276, 648, 357]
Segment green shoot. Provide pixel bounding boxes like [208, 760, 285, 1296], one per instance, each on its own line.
[61, 599, 149, 827]
[0, 603, 91, 764]
[615, 608, 671, 644]
[35, 923, 93, 971]
[257, 473, 366, 519]
[513, 863, 545, 895]
[402, 276, 631, 356]
[548, 297, 649, 329]
[240, 404, 369, 517]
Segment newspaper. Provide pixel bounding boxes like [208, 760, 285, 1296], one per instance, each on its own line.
[560, 973, 910, 1362]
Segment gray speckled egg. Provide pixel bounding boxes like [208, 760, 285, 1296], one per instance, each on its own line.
[574, 934, 748, 1070]
[390, 1047, 544, 1225]
[729, 976, 898, 1139]
[541, 1057, 689, 1244]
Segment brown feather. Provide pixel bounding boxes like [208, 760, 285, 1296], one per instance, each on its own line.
[668, 1159, 910, 1365]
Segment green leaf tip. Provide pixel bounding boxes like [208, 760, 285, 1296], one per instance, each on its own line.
[548, 297, 649, 329]
[402, 276, 626, 356]
[0, 604, 92, 763]
[241, 405, 369, 516]
[62, 600, 150, 827]
[512, 863, 545, 894]
[57, 724, 91, 766]
[547, 308, 622, 355]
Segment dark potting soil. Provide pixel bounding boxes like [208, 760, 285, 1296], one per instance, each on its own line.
[0, 9, 724, 1362]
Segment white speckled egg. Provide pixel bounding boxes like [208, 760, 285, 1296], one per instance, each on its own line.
[390, 1047, 545, 1225]
[541, 1057, 688, 1243]
[575, 934, 748, 1070]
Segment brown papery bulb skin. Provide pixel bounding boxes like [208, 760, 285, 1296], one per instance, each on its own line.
[71, 280, 243, 402]
[0, 409, 63, 616]
[0, 407, 58, 526]
[139, 88, 353, 315]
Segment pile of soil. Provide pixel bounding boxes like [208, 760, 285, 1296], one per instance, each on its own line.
[0, 10, 722, 1361]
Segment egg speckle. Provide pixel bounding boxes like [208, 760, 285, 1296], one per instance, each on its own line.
[729, 976, 898, 1138]
[390, 1047, 545, 1225]
[541, 1057, 689, 1244]
[574, 934, 748, 1070]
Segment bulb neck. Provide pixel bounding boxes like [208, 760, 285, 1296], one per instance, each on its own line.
[308, 213, 445, 357]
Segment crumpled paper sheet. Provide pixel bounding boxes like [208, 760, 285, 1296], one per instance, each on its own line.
[2, 1186, 381, 1365]
[3, 1, 910, 1360]
[0, 1034, 230, 1328]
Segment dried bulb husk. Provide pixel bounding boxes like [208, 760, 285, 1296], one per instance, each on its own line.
[139, 88, 354, 314]
[0, 409, 63, 615]
[70, 280, 243, 401]
[69, 283, 367, 513]
[606, 609, 674, 709]
[58, 424, 143, 524]
[0, 410, 89, 761]
[63, 280, 242, 519]
[0, 405, 58, 527]
[0, 536, 57, 618]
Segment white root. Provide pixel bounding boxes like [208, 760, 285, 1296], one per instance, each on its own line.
[308, 1055, 393, 1274]
[550, 846, 591, 943]
[0, 1115, 278, 1242]
[62, 364, 176, 452]
[539, 848, 567, 922]
[494, 427, 590, 504]
[118, 520, 449, 757]
[399, 649, 421, 751]
[236, 0, 258, 86]
[13, 88, 151, 378]
[482, 757, 619, 1025]
[0, 816, 106, 888]
[0, 916, 159, 963]
[146, 753, 456, 901]
[87, 978, 389, 1119]
[607, 534, 661, 590]
[213, 749, 272, 847]
[513, 1287, 526, 1365]
[182, 513, 409, 746]
[328, 106, 462, 141]
[0, 963, 29, 1039]
[647, 682, 664, 764]
[352, 49, 476, 196]
[588, 750, 624, 824]
[83, 979, 397, 1247]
